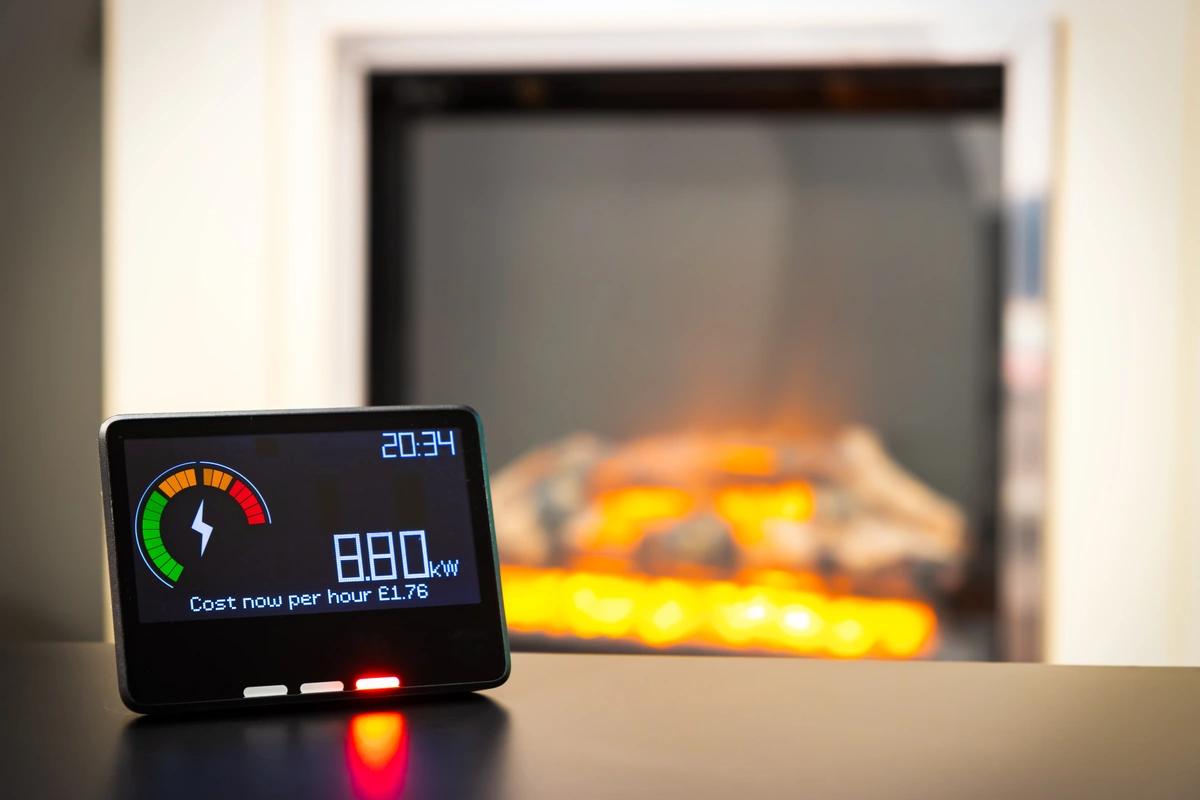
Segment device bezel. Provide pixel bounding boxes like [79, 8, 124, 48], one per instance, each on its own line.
[99, 406, 510, 713]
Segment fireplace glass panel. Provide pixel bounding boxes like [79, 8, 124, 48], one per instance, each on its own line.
[370, 69, 1003, 660]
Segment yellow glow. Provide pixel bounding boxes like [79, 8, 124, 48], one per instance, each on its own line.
[783, 607, 814, 632]
[501, 566, 936, 659]
[565, 573, 640, 638]
[635, 580, 703, 645]
[876, 601, 939, 657]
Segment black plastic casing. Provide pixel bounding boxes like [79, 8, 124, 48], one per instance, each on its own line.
[98, 406, 510, 714]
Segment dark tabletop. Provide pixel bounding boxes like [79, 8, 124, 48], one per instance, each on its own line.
[3, 643, 1199, 799]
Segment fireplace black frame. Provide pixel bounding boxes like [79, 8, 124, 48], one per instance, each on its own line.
[366, 65, 1007, 659]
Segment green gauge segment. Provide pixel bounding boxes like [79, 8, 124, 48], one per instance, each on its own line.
[141, 490, 181, 581]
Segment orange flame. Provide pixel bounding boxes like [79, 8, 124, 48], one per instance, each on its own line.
[585, 479, 816, 553]
[587, 486, 694, 548]
[714, 481, 815, 545]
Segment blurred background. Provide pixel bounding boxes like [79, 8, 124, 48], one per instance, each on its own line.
[1, 0, 1198, 666]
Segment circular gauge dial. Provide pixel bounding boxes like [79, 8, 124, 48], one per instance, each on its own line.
[135, 462, 272, 587]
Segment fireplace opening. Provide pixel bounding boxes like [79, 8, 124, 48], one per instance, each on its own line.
[369, 66, 1006, 660]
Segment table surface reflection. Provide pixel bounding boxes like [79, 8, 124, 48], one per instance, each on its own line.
[2, 643, 1199, 799]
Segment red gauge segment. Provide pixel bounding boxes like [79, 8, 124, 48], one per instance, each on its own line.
[227, 479, 267, 525]
[202, 467, 268, 523]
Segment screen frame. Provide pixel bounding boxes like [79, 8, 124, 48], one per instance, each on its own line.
[100, 405, 510, 713]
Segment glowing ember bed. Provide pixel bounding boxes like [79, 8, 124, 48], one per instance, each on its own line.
[492, 430, 966, 659]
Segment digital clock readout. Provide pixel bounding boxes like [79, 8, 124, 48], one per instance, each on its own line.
[380, 430, 456, 459]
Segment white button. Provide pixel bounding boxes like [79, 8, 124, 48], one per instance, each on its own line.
[300, 680, 345, 694]
[243, 684, 288, 698]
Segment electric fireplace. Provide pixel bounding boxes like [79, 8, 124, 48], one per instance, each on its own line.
[369, 66, 1016, 660]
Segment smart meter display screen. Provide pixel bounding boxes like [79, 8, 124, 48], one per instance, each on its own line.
[123, 428, 481, 623]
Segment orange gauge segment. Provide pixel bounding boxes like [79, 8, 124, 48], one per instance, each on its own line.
[202, 467, 234, 491]
[157, 468, 197, 498]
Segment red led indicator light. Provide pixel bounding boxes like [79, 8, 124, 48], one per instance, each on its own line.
[355, 676, 401, 691]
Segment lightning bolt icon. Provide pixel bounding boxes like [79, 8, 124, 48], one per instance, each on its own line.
[192, 500, 214, 557]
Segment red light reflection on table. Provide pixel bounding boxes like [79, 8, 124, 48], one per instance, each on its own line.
[346, 711, 408, 799]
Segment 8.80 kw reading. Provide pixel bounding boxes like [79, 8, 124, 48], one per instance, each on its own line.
[333, 530, 459, 583]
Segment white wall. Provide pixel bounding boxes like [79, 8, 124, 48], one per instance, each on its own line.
[1182, 1, 1200, 668]
[106, 2, 277, 413]
[106, 0, 1200, 663]
[1048, 0, 1200, 665]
